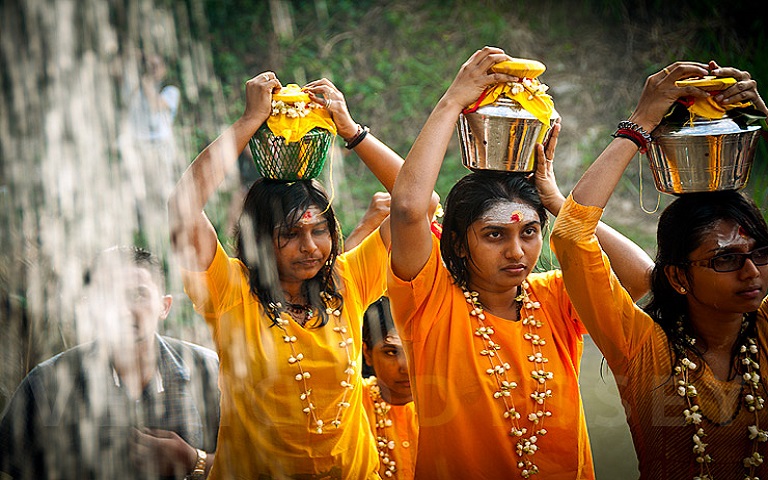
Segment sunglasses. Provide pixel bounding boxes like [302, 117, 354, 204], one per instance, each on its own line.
[686, 245, 768, 273]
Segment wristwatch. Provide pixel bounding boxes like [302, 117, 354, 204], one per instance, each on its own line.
[185, 448, 207, 480]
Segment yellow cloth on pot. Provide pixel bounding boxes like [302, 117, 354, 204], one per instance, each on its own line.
[685, 96, 753, 121]
[465, 80, 556, 148]
[674, 76, 753, 121]
[472, 82, 555, 126]
[267, 108, 337, 144]
[266, 84, 337, 143]
[473, 59, 554, 126]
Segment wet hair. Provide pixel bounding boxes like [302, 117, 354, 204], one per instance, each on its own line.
[362, 297, 396, 350]
[440, 171, 548, 289]
[362, 296, 396, 377]
[84, 245, 166, 294]
[234, 178, 342, 327]
[643, 190, 768, 376]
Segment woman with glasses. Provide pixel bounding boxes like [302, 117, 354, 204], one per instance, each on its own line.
[551, 60, 768, 479]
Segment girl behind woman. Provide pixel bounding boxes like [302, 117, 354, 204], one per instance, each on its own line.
[361, 296, 418, 479]
[551, 61, 768, 478]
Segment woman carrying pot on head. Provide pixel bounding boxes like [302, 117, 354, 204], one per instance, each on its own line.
[387, 46, 654, 479]
[169, 73, 410, 478]
[551, 61, 768, 479]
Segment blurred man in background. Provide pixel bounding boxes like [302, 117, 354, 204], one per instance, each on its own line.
[0, 246, 219, 480]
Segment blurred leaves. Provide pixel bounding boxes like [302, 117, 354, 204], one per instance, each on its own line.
[190, 0, 766, 241]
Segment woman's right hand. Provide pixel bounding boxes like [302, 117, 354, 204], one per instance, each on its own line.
[534, 121, 565, 216]
[709, 61, 768, 116]
[243, 71, 281, 124]
[442, 46, 520, 111]
[302, 78, 358, 140]
[628, 61, 709, 132]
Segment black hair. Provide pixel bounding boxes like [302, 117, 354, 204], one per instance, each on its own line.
[362, 297, 396, 350]
[362, 296, 396, 377]
[440, 171, 548, 289]
[234, 178, 343, 327]
[643, 190, 768, 376]
[84, 245, 166, 294]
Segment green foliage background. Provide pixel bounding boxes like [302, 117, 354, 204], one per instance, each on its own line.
[183, 0, 767, 257]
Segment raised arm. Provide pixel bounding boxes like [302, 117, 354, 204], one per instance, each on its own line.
[304, 79, 412, 248]
[390, 47, 519, 281]
[533, 123, 654, 300]
[564, 60, 768, 301]
[168, 72, 277, 271]
[570, 61, 711, 209]
[344, 192, 391, 252]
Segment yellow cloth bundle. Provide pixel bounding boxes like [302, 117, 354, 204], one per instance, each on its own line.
[464, 59, 556, 127]
[266, 84, 337, 143]
[675, 76, 753, 121]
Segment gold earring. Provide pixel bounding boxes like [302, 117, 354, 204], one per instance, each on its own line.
[680, 287, 686, 294]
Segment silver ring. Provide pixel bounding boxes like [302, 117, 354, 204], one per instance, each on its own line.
[545, 158, 554, 163]
[262, 73, 269, 81]
[325, 98, 332, 108]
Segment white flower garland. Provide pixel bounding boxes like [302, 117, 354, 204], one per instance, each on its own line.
[270, 299, 356, 434]
[271, 99, 322, 118]
[369, 379, 398, 478]
[506, 78, 550, 101]
[675, 322, 768, 479]
[462, 280, 552, 478]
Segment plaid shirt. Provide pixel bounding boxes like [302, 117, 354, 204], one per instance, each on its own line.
[0, 335, 219, 480]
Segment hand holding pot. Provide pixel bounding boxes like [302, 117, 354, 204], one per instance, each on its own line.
[628, 61, 709, 133]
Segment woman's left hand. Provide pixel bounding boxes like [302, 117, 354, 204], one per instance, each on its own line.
[534, 121, 566, 216]
[303, 78, 359, 139]
[709, 61, 768, 116]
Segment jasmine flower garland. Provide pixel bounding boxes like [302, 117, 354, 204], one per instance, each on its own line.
[462, 280, 553, 479]
[674, 317, 767, 480]
[270, 296, 355, 434]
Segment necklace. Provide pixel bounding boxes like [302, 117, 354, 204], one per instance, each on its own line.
[674, 317, 767, 479]
[369, 378, 398, 478]
[285, 301, 313, 325]
[462, 280, 552, 479]
[269, 293, 356, 434]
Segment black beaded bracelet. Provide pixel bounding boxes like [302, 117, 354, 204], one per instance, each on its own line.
[616, 120, 652, 145]
[612, 132, 644, 150]
[345, 125, 370, 150]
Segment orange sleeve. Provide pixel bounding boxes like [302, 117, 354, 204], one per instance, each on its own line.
[387, 234, 447, 343]
[180, 240, 249, 342]
[551, 195, 654, 369]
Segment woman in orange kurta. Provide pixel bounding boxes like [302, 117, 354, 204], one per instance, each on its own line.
[388, 46, 653, 479]
[551, 61, 768, 479]
[169, 73, 406, 478]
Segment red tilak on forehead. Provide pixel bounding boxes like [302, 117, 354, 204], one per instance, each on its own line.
[509, 211, 522, 223]
[301, 210, 314, 221]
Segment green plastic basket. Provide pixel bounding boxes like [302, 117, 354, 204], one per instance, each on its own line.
[249, 125, 333, 181]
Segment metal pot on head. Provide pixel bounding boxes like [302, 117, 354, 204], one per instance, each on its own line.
[647, 116, 761, 194]
[458, 97, 558, 173]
